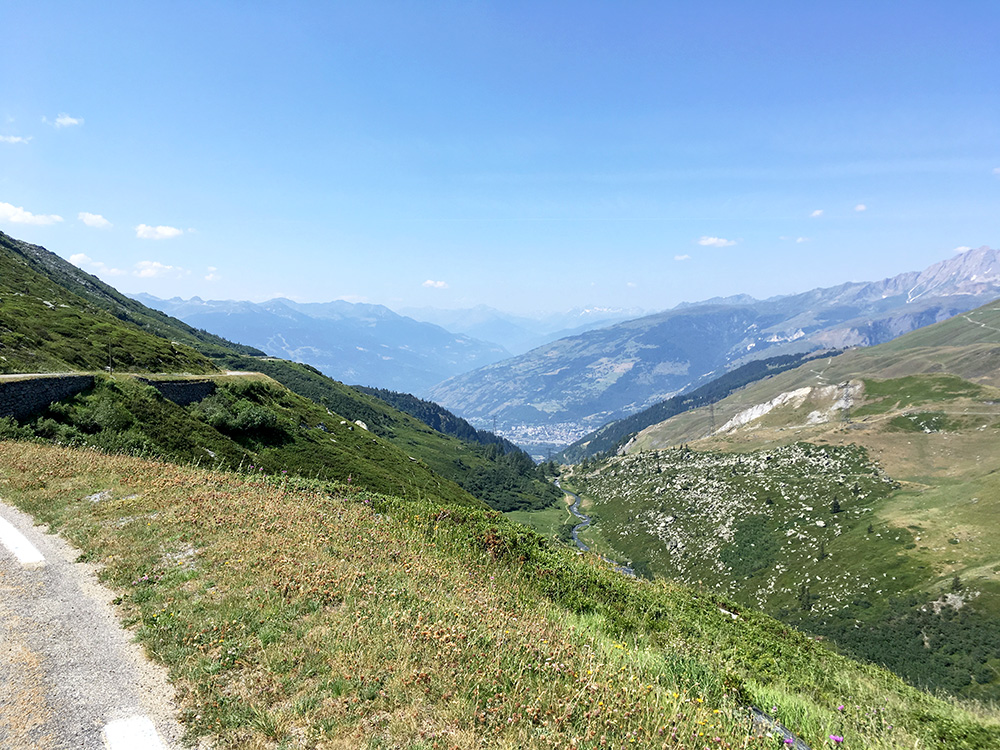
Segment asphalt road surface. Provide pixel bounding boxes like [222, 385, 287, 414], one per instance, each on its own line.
[0, 500, 187, 749]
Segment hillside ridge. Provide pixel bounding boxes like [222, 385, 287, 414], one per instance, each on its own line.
[428, 247, 1000, 452]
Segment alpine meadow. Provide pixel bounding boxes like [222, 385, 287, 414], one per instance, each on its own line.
[3, 4, 1000, 749]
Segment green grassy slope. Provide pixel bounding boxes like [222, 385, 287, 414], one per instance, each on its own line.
[569, 441, 1000, 700]
[3, 440, 999, 748]
[564, 299, 1000, 699]
[216, 356, 560, 513]
[0, 233, 219, 374]
[0, 229, 555, 513]
[0, 230, 263, 363]
[1, 372, 480, 509]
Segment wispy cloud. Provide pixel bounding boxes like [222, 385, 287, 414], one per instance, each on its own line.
[78, 211, 111, 229]
[854, 204, 867, 212]
[44, 113, 84, 128]
[0, 135, 30, 144]
[953, 246, 973, 253]
[205, 266, 220, 282]
[69, 253, 126, 276]
[134, 260, 188, 278]
[796, 237, 810, 243]
[674, 254, 691, 261]
[697, 236, 736, 248]
[0, 201, 63, 226]
[993, 167, 1000, 176]
[810, 209, 824, 218]
[422, 279, 448, 289]
[71, 253, 188, 278]
[136, 223, 183, 240]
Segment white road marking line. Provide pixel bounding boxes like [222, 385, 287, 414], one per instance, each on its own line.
[0, 515, 45, 569]
[102, 715, 169, 749]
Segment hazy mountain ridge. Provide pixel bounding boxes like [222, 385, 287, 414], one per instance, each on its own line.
[427, 247, 1000, 450]
[135, 294, 510, 394]
[398, 304, 648, 355]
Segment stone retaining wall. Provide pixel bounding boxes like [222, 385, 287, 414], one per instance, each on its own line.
[136, 378, 216, 406]
[0, 375, 95, 420]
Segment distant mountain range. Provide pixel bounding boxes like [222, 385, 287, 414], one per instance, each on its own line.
[427, 246, 1000, 451]
[397, 304, 648, 355]
[133, 294, 510, 394]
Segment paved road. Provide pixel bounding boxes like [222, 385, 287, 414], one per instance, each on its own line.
[0, 500, 186, 749]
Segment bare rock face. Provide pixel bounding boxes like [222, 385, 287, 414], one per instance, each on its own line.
[905, 246, 1000, 301]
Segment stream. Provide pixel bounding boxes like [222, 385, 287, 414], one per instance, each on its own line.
[558, 481, 635, 577]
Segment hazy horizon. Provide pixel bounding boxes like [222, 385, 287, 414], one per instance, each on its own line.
[2, 2, 997, 316]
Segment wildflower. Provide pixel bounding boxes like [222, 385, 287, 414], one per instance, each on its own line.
[829, 735, 844, 744]
[837, 705, 844, 712]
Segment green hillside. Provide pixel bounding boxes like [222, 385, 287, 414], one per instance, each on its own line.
[563, 298, 1000, 700]
[569, 439, 1000, 700]
[4, 439, 1000, 748]
[0, 232, 219, 374]
[0, 230, 557, 514]
[1, 371, 480, 509]
[215, 357, 561, 513]
[0, 230, 263, 364]
[555, 351, 840, 463]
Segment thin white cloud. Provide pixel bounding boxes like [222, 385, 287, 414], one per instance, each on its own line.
[697, 236, 736, 248]
[0, 201, 63, 226]
[69, 252, 127, 276]
[796, 237, 810, 243]
[854, 204, 867, 212]
[810, 209, 824, 218]
[78, 211, 112, 229]
[44, 113, 84, 128]
[422, 279, 448, 289]
[953, 246, 973, 253]
[136, 223, 183, 240]
[0, 135, 30, 144]
[993, 167, 1000, 176]
[134, 260, 189, 278]
[674, 254, 691, 261]
[205, 266, 220, 282]
[626, 281, 637, 288]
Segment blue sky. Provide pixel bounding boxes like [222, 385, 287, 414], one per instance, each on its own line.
[2, 1, 998, 315]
